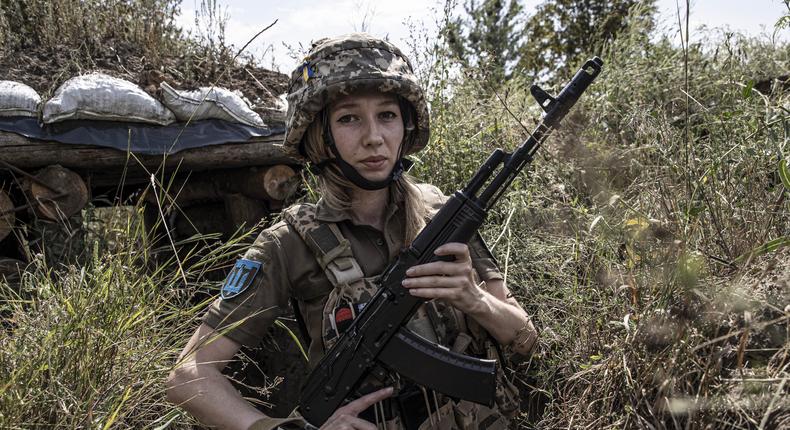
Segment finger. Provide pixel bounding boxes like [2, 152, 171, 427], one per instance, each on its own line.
[323, 414, 378, 430]
[346, 416, 377, 430]
[402, 274, 465, 289]
[407, 286, 462, 299]
[406, 260, 471, 278]
[337, 387, 394, 416]
[434, 243, 471, 261]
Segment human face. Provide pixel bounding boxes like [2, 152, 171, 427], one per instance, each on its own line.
[328, 92, 404, 183]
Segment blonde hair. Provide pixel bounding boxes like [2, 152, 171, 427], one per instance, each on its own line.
[303, 115, 427, 245]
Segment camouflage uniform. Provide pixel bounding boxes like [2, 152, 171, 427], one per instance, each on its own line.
[205, 33, 519, 429]
[204, 184, 501, 362]
[204, 185, 517, 429]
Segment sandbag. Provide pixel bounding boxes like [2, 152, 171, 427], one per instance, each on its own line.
[160, 82, 265, 127]
[0, 80, 41, 117]
[43, 73, 176, 125]
[276, 93, 288, 112]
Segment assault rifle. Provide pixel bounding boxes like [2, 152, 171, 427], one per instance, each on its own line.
[300, 57, 603, 426]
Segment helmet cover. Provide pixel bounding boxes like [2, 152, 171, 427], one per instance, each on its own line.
[284, 33, 430, 159]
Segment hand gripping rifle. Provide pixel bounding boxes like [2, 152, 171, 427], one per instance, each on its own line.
[300, 57, 603, 426]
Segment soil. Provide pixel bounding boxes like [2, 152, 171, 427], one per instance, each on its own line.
[0, 43, 289, 125]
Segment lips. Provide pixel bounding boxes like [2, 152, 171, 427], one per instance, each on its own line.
[360, 156, 387, 170]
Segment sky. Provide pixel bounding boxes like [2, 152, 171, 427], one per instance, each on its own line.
[176, 0, 790, 73]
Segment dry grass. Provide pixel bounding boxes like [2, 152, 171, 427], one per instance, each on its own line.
[413, 6, 790, 428]
[0, 1, 788, 429]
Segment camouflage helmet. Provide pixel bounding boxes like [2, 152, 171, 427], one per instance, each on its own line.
[284, 33, 429, 159]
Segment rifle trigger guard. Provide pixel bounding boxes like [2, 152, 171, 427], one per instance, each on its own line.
[531, 84, 556, 112]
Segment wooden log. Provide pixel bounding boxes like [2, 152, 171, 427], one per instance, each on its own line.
[0, 189, 14, 241]
[27, 165, 89, 221]
[222, 165, 298, 202]
[262, 164, 298, 201]
[147, 165, 300, 208]
[0, 131, 298, 172]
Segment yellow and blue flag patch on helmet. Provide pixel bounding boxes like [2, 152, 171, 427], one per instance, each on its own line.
[220, 259, 262, 300]
[299, 60, 316, 82]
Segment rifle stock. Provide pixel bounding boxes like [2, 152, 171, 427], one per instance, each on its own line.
[299, 57, 603, 426]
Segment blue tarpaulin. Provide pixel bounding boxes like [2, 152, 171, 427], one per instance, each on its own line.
[0, 116, 285, 155]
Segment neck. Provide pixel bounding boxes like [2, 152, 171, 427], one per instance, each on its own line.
[350, 186, 389, 230]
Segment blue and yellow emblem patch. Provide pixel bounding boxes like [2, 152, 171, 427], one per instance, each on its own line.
[220, 259, 262, 300]
[299, 60, 316, 82]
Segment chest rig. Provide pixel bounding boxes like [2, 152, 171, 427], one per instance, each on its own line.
[282, 196, 519, 429]
[282, 203, 469, 354]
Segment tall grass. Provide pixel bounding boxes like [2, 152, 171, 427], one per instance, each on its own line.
[0, 0, 182, 59]
[0, 0, 181, 97]
[413, 4, 790, 428]
[0, 205, 258, 428]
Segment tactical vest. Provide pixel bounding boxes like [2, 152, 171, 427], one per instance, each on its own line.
[282, 184, 517, 430]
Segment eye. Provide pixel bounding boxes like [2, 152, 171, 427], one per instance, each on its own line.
[379, 111, 398, 121]
[336, 114, 358, 124]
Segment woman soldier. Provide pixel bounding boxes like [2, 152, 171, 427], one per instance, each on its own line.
[167, 33, 538, 430]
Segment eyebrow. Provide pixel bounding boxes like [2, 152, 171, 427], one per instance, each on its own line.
[333, 99, 398, 111]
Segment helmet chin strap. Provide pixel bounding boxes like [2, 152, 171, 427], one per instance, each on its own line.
[318, 114, 411, 191]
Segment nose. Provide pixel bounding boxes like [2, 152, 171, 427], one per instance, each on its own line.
[362, 116, 384, 147]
